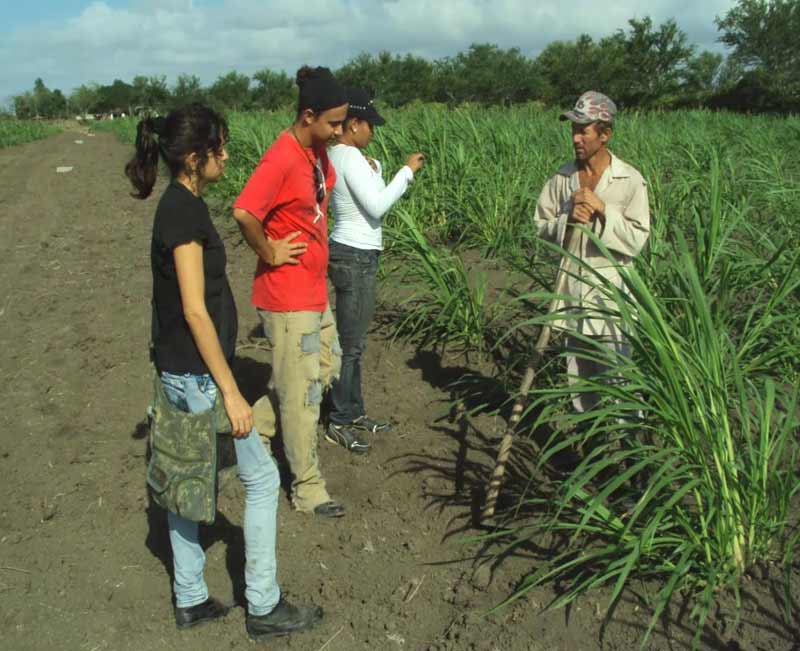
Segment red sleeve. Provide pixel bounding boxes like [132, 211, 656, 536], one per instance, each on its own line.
[233, 151, 287, 223]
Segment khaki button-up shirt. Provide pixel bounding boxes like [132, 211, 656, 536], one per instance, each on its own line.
[534, 151, 650, 340]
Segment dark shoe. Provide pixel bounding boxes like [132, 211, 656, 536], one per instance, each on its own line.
[351, 415, 393, 434]
[325, 422, 370, 454]
[175, 597, 230, 629]
[313, 500, 346, 518]
[246, 597, 323, 640]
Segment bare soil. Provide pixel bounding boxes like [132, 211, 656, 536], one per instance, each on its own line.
[1, 131, 798, 651]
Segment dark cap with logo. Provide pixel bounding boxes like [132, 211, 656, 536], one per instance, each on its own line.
[346, 88, 386, 126]
[560, 91, 617, 124]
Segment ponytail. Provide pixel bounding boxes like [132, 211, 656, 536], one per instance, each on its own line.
[124, 106, 228, 200]
[124, 116, 165, 199]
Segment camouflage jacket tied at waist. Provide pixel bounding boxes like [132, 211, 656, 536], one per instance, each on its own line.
[146, 372, 234, 525]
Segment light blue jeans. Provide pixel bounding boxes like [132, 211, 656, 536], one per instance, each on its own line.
[160, 371, 281, 616]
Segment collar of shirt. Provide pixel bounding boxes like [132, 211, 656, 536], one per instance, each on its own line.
[556, 151, 631, 180]
[285, 129, 324, 167]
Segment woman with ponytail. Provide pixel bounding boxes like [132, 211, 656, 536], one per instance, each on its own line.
[127, 104, 322, 640]
[233, 66, 348, 518]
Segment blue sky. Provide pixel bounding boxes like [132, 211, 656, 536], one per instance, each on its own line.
[0, 0, 737, 107]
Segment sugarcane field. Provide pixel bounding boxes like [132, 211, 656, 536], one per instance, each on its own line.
[2, 2, 800, 650]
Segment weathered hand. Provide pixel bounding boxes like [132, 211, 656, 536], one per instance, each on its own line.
[570, 202, 595, 224]
[572, 188, 606, 215]
[266, 231, 307, 266]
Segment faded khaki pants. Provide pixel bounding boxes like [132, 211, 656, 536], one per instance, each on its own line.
[565, 335, 631, 414]
[253, 305, 341, 512]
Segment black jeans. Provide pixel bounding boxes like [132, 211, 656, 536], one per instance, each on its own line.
[327, 241, 380, 425]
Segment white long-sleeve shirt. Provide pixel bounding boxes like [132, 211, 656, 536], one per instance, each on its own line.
[328, 143, 413, 251]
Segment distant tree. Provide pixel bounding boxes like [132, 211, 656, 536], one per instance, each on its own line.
[12, 79, 68, 118]
[131, 75, 169, 113]
[535, 35, 619, 106]
[714, 56, 746, 91]
[435, 43, 543, 105]
[680, 51, 724, 104]
[149, 76, 171, 110]
[130, 76, 148, 111]
[535, 19, 694, 109]
[716, 0, 799, 79]
[96, 79, 134, 113]
[387, 53, 437, 105]
[19, 13, 798, 117]
[47, 89, 68, 118]
[336, 51, 436, 107]
[251, 69, 295, 110]
[13, 92, 35, 119]
[336, 52, 385, 97]
[715, 0, 800, 109]
[610, 17, 695, 107]
[171, 74, 207, 108]
[209, 71, 251, 111]
[33, 78, 48, 111]
[70, 83, 101, 115]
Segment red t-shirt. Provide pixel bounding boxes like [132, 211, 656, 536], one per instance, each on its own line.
[233, 131, 336, 312]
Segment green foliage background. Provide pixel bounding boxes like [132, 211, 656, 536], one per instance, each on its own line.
[11, 1, 800, 118]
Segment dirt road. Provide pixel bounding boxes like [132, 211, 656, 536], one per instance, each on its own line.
[0, 130, 796, 651]
[0, 129, 509, 651]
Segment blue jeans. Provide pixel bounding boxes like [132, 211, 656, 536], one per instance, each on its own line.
[159, 371, 281, 616]
[327, 241, 379, 425]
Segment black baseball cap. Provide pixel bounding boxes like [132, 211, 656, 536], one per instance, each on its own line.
[345, 87, 385, 126]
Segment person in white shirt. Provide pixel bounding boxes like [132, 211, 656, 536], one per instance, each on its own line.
[324, 88, 425, 453]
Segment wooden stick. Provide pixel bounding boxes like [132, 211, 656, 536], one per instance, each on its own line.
[316, 625, 345, 651]
[0, 566, 31, 574]
[481, 324, 551, 520]
[403, 574, 426, 603]
[481, 256, 569, 521]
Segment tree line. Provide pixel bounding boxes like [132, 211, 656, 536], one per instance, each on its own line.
[9, 0, 799, 119]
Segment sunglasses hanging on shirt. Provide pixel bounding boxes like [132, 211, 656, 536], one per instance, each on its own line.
[290, 127, 326, 222]
[313, 160, 326, 204]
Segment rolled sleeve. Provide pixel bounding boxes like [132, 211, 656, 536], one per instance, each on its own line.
[534, 177, 563, 243]
[600, 179, 650, 257]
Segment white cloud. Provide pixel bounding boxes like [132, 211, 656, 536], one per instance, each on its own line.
[0, 0, 737, 102]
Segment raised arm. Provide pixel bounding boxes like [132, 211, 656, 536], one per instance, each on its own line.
[342, 148, 415, 221]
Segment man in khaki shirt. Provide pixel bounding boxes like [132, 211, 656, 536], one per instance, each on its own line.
[534, 91, 650, 412]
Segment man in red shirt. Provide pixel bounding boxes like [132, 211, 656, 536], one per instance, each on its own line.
[233, 67, 348, 518]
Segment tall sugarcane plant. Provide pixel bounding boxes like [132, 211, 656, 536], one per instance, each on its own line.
[481, 215, 800, 647]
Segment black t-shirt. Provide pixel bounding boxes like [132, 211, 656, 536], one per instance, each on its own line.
[150, 182, 238, 374]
